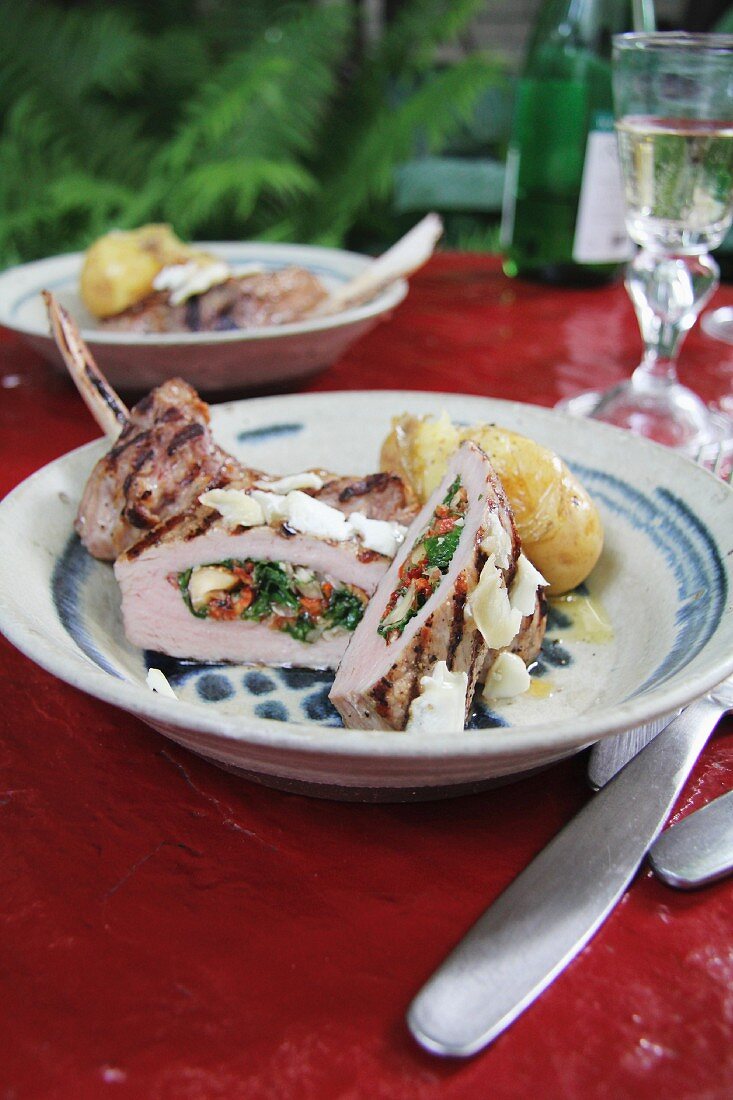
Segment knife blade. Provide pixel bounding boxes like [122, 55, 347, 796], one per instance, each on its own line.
[586, 712, 678, 790]
[407, 691, 724, 1057]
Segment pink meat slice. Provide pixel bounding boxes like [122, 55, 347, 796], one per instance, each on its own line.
[114, 498, 393, 669]
[329, 441, 522, 731]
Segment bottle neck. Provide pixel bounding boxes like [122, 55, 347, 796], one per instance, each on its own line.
[525, 0, 633, 64]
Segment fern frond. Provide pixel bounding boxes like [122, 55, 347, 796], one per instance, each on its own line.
[298, 55, 503, 242]
[162, 4, 351, 171]
[0, 0, 508, 263]
[0, 0, 145, 106]
[44, 174, 134, 221]
[378, 0, 490, 72]
[162, 159, 316, 235]
[0, 88, 142, 262]
[160, 55, 294, 175]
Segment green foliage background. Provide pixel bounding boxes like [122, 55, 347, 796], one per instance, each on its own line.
[0, 0, 509, 267]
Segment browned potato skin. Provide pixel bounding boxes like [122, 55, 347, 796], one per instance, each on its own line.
[380, 414, 604, 594]
[80, 224, 205, 318]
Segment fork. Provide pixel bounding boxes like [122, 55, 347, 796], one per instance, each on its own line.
[649, 787, 733, 889]
[588, 439, 733, 790]
[646, 675, 733, 889]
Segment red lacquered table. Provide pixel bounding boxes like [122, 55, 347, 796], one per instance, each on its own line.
[1, 254, 732, 1099]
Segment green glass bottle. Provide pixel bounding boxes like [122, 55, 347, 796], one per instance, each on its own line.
[501, 0, 635, 285]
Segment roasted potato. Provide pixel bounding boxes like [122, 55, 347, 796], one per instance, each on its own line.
[380, 413, 603, 594]
[80, 224, 205, 318]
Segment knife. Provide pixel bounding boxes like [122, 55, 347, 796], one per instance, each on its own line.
[407, 686, 729, 1057]
[586, 712, 678, 790]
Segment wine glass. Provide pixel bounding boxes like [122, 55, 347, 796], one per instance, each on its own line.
[561, 33, 733, 452]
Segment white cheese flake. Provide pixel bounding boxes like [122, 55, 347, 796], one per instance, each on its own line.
[467, 554, 523, 649]
[482, 651, 531, 701]
[253, 471, 324, 493]
[199, 486, 406, 558]
[279, 490, 353, 541]
[480, 511, 513, 569]
[153, 260, 232, 305]
[146, 668, 178, 699]
[349, 512, 406, 558]
[248, 490, 288, 525]
[199, 488, 265, 528]
[510, 553, 549, 617]
[406, 661, 468, 733]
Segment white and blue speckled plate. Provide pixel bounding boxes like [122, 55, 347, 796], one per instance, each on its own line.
[1, 391, 732, 800]
[0, 243, 407, 393]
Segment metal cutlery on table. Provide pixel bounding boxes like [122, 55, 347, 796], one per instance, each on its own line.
[588, 440, 733, 791]
[649, 788, 733, 889]
[587, 711, 677, 790]
[407, 673, 733, 1058]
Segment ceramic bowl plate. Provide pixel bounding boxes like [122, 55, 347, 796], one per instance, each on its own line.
[1, 391, 731, 801]
[0, 244, 407, 393]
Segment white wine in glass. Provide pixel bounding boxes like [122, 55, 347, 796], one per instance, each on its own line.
[560, 34, 733, 451]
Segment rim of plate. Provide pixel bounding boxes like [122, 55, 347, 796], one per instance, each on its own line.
[0, 243, 409, 346]
[1, 391, 732, 764]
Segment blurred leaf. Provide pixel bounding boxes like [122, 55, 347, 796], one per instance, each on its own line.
[163, 159, 316, 235]
[0, 0, 144, 105]
[0, 0, 508, 266]
[297, 55, 506, 243]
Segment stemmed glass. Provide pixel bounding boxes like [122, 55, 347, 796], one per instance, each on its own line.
[562, 33, 733, 452]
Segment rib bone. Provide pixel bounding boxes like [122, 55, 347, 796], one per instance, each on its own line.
[43, 290, 129, 440]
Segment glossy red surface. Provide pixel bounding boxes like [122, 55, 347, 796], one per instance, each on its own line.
[1, 254, 732, 1098]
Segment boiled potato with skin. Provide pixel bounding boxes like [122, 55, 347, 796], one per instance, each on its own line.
[380, 411, 461, 499]
[380, 413, 603, 594]
[80, 224, 198, 318]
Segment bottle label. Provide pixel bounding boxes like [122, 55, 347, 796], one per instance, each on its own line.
[573, 112, 633, 264]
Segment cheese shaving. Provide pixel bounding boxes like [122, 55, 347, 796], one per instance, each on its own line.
[482, 651, 531, 701]
[406, 661, 467, 733]
[253, 472, 324, 493]
[199, 489, 265, 528]
[146, 668, 178, 699]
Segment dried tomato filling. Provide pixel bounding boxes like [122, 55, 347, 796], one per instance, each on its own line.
[177, 559, 367, 642]
[377, 476, 467, 643]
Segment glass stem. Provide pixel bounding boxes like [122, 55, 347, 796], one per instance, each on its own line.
[624, 249, 719, 391]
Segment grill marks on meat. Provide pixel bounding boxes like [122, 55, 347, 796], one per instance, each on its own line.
[330, 442, 523, 731]
[512, 592, 548, 665]
[99, 268, 329, 334]
[316, 472, 418, 526]
[445, 572, 470, 670]
[76, 379, 419, 564]
[71, 361, 545, 689]
[75, 378, 244, 561]
[49, 286, 420, 645]
[120, 495, 224, 561]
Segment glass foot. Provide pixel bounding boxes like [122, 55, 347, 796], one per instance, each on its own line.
[557, 384, 733, 454]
